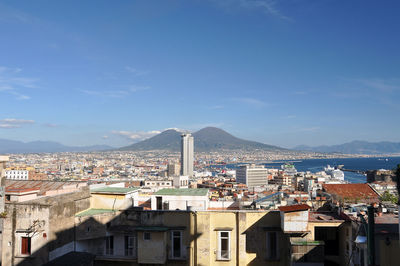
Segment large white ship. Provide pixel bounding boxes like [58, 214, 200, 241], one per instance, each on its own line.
[324, 165, 345, 180]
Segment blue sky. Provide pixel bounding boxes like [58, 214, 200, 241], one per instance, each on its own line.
[0, 0, 399, 148]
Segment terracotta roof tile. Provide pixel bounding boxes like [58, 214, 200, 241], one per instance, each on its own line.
[323, 184, 379, 203]
[279, 204, 311, 212]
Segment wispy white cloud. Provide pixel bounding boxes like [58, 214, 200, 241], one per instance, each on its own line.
[102, 135, 109, 139]
[354, 78, 400, 93]
[43, 123, 58, 128]
[0, 66, 22, 73]
[0, 66, 38, 100]
[0, 4, 33, 24]
[211, 0, 291, 21]
[331, 78, 400, 110]
[296, 126, 320, 132]
[293, 91, 308, 95]
[231, 97, 268, 107]
[125, 66, 150, 76]
[0, 118, 35, 129]
[130, 85, 150, 92]
[82, 85, 150, 98]
[112, 130, 161, 141]
[208, 105, 225, 110]
[81, 89, 130, 98]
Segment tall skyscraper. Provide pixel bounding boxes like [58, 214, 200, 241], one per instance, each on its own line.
[180, 133, 194, 176]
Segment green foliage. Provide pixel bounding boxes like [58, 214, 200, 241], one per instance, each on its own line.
[380, 191, 398, 204]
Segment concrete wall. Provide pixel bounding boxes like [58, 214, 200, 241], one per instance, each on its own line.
[379, 239, 400, 266]
[195, 210, 288, 266]
[1, 187, 90, 266]
[90, 192, 138, 210]
[281, 210, 308, 233]
[137, 231, 167, 264]
[1, 203, 51, 266]
[10, 193, 38, 202]
[47, 189, 90, 260]
[150, 195, 208, 210]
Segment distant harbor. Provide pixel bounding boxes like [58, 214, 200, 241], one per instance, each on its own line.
[212, 156, 400, 184]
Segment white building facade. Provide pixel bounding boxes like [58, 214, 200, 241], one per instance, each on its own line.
[236, 164, 268, 188]
[5, 169, 29, 180]
[180, 134, 194, 177]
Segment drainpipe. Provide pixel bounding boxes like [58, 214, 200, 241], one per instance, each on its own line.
[236, 211, 239, 266]
[193, 211, 197, 266]
[367, 206, 375, 266]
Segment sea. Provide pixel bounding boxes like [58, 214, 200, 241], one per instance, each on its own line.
[214, 156, 400, 184]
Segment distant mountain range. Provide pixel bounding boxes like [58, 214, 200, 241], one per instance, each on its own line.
[2, 129, 398, 155]
[0, 139, 112, 154]
[295, 141, 400, 154]
[120, 127, 285, 152]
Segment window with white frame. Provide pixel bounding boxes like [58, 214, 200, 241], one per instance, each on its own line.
[125, 235, 137, 257]
[217, 231, 230, 260]
[266, 231, 279, 260]
[171, 230, 183, 259]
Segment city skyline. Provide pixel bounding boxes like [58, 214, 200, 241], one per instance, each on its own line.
[1, 0, 400, 148]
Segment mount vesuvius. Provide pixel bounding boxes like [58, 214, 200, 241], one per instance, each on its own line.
[119, 127, 285, 152]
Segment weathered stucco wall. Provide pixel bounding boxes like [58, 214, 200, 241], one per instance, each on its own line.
[2, 203, 50, 266]
[1, 187, 90, 266]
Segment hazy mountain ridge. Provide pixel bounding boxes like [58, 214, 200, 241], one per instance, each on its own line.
[0, 139, 112, 154]
[120, 127, 286, 152]
[295, 140, 400, 154]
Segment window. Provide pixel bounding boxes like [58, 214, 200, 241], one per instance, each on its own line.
[266, 232, 279, 260]
[144, 232, 151, 240]
[125, 235, 137, 257]
[171, 231, 182, 259]
[105, 236, 114, 255]
[156, 197, 162, 210]
[217, 231, 230, 260]
[21, 237, 31, 255]
[315, 227, 338, 256]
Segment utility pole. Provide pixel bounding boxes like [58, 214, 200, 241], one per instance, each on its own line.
[367, 206, 375, 266]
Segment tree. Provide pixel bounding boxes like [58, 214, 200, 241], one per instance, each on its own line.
[381, 191, 398, 204]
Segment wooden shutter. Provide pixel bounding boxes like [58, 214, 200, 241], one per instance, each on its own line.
[21, 237, 30, 255]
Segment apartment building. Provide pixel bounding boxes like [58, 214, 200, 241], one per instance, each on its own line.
[167, 163, 180, 177]
[5, 167, 32, 180]
[236, 164, 268, 188]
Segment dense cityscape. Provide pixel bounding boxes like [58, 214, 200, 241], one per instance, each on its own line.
[1, 1, 400, 265]
[0, 132, 399, 265]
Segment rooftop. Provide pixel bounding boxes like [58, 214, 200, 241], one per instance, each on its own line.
[323, 183, 379, 202]
[375, 213, 399, 235]
[279, 204, 310, 212]
[90, 187, 139, 194]
[154, 188, 209, 196]
[308, 211, 345, 223]
[75, 208, 115, 217]
[5, 180, 87, 195]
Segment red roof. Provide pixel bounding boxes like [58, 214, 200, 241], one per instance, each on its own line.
[6, 187, 40, 193]
[279, 204, 311, 212]
[323, 184, 379, 203]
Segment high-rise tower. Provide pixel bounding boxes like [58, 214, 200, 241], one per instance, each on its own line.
[180, 133, 194, 176]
